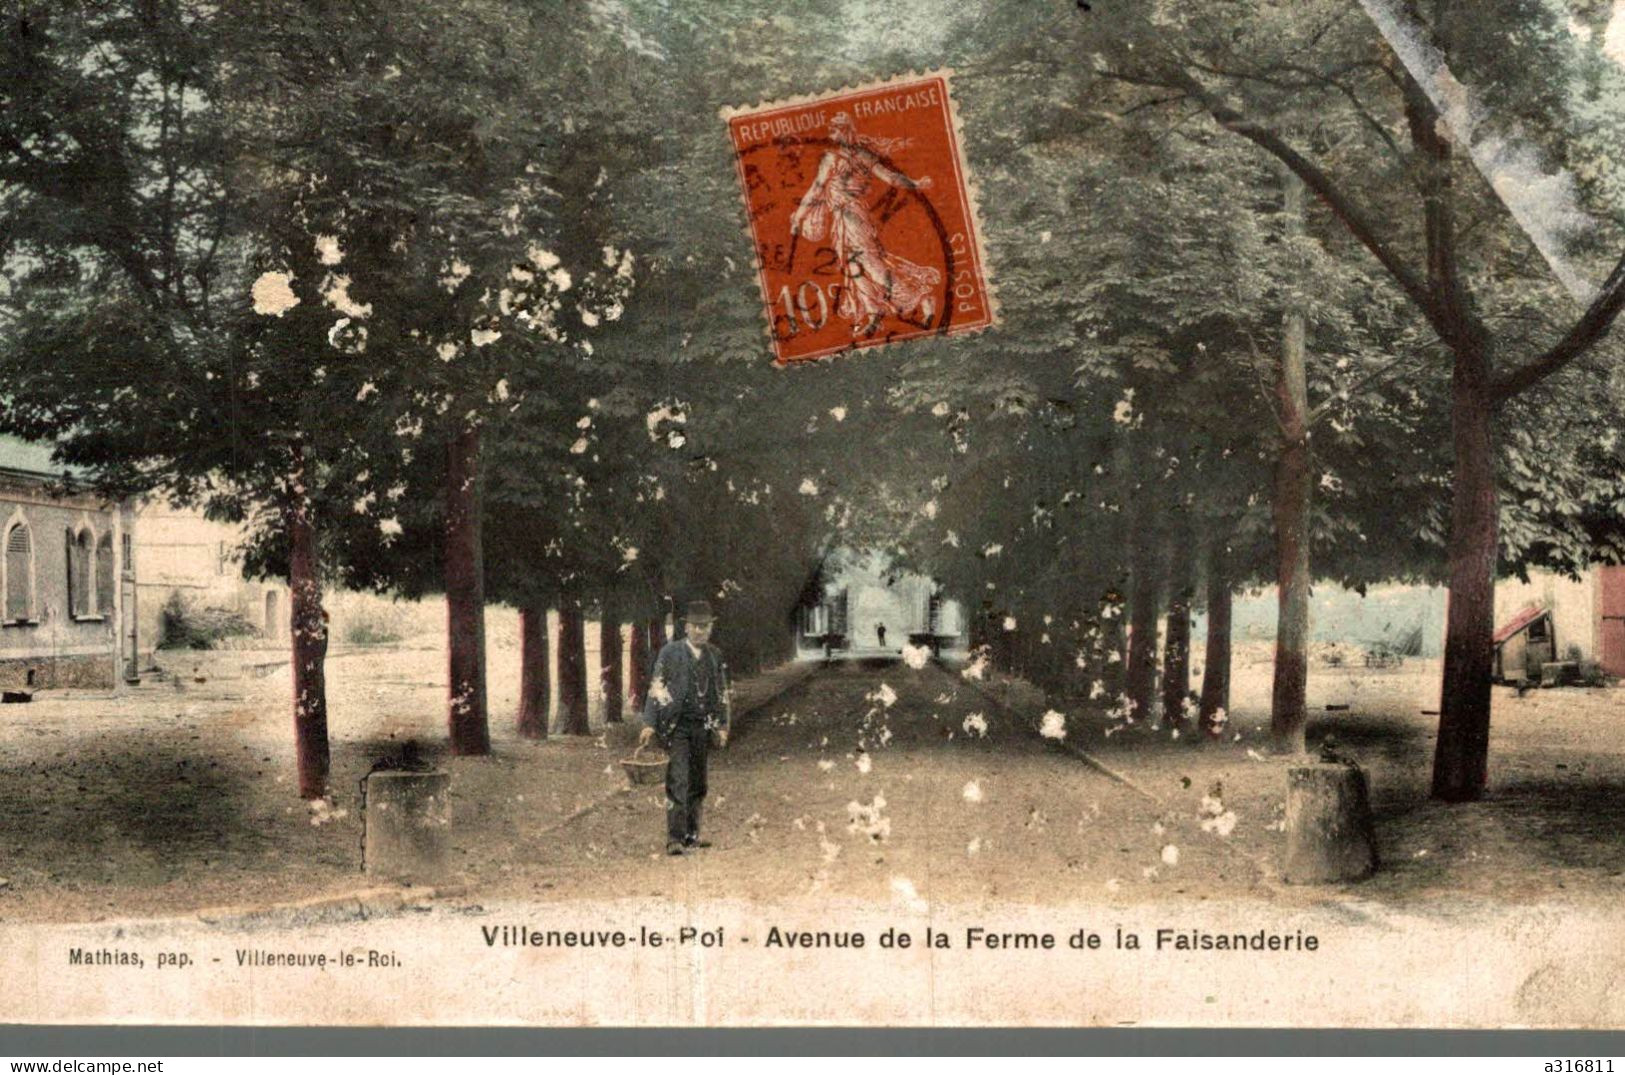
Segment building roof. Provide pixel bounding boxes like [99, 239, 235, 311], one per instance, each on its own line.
[0, 434, 82, 480]
[1493, 604, 1550, 646]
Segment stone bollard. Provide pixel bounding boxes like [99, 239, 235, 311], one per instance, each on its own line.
[1283, 761, 1378, 884]
[362, 769, 451, 883]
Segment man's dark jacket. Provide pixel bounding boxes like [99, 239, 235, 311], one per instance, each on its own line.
[642, 639, 729, 744]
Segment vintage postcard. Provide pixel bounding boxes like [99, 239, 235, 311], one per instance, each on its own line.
[1, 0, 1624, 1032]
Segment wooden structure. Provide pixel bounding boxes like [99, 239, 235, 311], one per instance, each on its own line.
[1492, 604, 1556, 684]
[1494, 566, 1625, 679]
[1601, 568, 1625, 678]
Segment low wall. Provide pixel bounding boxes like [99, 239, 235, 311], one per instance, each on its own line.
[0, 653, 112, 690]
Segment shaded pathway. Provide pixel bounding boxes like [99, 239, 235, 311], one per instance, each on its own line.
[518, 660, 1271, 906]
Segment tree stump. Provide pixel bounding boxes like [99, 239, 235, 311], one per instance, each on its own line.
[1283, 762, 1377, 884]
[362, 770, 451, 883]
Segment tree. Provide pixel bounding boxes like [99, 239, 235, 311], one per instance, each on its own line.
[516, 603, 551, 739]
[1083, 0, 1625, 797]
[1198, 531, 1234, 737]
[1, 0, 657, 785]
[226, 0, 643, 754]
[0, 2, 375, 798]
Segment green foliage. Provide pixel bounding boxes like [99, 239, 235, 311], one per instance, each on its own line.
[158, 592, 258, 651]
[8, 0, 1625, 708]
[341, 612, 404, 647]
[1576, 658, 1612, 687]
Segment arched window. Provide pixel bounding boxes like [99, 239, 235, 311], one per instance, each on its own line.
[69, 528, 93, 618]
[5, 523, 32, 622]
[96, 533, 114, 616]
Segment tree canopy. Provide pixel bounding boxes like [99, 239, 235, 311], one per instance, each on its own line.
[5, 0, 1625, 798]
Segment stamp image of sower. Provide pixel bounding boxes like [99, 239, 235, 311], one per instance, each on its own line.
[723, 71, 995, 364]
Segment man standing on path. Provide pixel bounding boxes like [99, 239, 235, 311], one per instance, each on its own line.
[640, 601, 730, 855]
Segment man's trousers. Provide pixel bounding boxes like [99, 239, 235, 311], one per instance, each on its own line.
[665, 724, 709, 843]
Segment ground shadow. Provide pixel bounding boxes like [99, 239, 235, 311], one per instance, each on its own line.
[1305, 708, 1432, 767]
[0, 726, 268, 860]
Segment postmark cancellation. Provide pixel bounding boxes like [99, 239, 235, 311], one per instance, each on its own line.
[723, 71, 996, 365]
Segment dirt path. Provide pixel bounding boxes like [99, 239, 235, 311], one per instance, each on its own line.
[1, 640, 1620, 924]
[510, 659, 1272, 907]
[0, 651, 1269, 922]
[964, 647, 1625, 909]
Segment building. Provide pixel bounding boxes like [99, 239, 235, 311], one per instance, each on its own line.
[132, 503, 287, 659]
[799, 551, 964, 655]
[1210, 571, 1625, 678]
[1495, 566, 1625, 678]
[1491, 604, 1556, 683]
[0, 436, 137, 688]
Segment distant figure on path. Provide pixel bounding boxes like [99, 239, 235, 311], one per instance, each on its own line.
[640, 601, 730, 856]
[876, 621, 887, 649]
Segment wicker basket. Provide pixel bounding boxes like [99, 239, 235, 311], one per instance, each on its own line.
[620, 742, 667, 786]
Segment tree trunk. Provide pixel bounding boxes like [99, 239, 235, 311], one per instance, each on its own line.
[1098, 583, 1128, 704]
[997, 612, 1016, 675]
[444, 423, 489, 755]
[1161, 535, 1193, 730]
[1126, 527, 1161, 722]
[1431, 336, 1499, 801]
[285, 469, 329, 800]
[629, 612, 650, 713]
[649, 615, 667, 652]
[516, 604, 550, 739]
[600, 602, 623, 723]
[1016, 618, 1035, 681]
[557, 598, 589, 735]
[1271, 437, 1312, 753]
[1098, 435, 1136, 704]
[1199, 545, 1233, 739]
[1041, 598, 1069, 697]
[1271, 171, 1312, 755]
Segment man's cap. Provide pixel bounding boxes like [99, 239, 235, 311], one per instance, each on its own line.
[685, 600, 717, 625]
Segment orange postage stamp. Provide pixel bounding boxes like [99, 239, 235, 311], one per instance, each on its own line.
[723, 71, 995, 364]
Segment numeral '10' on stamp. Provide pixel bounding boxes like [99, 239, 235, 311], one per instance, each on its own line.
[723, 71, 995, 365]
